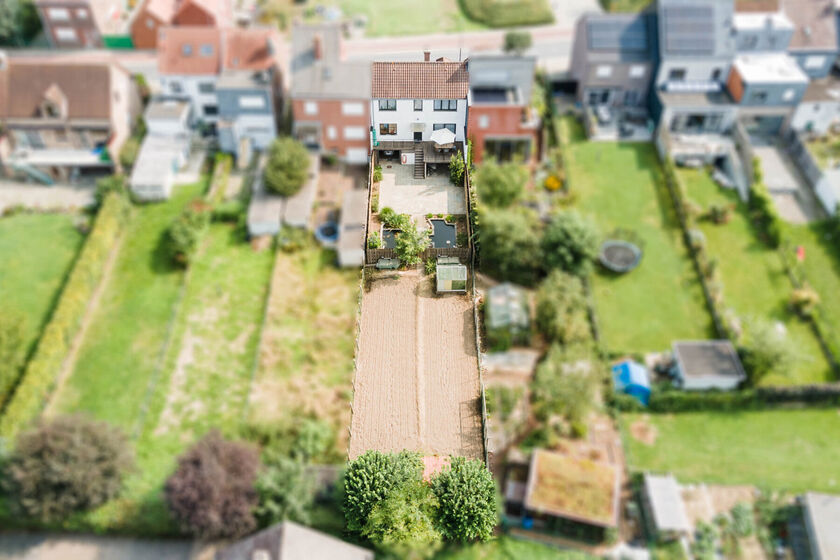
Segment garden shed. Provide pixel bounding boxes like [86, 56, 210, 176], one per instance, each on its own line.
[436, 257, 467, 293]
[641, 474, 691, 540]
[672, 340, 746, 391]
[611, 360, 651, 405]
[485, 283, 530, 347]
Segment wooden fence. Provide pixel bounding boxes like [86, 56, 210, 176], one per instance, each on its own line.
[365, 246, 471, 265]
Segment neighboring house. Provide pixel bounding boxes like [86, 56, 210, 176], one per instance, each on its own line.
[791, 75, 840, 134]
[467, 55, 540, 163]
[370, 55, 469, 179]
[801, 492, 840, 560]
[641, 474, 692, 541]
[337, 188, 367, 267]
[130, 0, 233, 50]
[130, 98, 192, 201]
[157, 26, 280, 157]
[781, 0, 839, 79]
[34, 0, 131, 48]
[671, 340, 747, 391]
[0, 51, 141, 183]
[569, 12, 656, 109]
[290, 23, 371, 165]
[215, 521, 374, 560]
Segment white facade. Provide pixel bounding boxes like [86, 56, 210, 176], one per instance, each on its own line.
[791, 101, 840, 135]
[370, 98, 468, 144]
[228, 113, 277, 151]
[159, 75, 220, 123]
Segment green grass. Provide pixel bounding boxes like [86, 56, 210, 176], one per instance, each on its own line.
[621, 410, 840, 493]
[437, 537, 596, 559]
[678, 168, 832, 385]
[600, 0, 653, 12]
[313, 0, 486, 37]
[0, 213, 85, 352]
[805, 135, 840, 171]
[560, 117, 713, 352]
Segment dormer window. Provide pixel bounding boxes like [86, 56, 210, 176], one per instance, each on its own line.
[43, 102, 60, 118]
[40, 83, 68, 119]
[182, 44, 193, 56]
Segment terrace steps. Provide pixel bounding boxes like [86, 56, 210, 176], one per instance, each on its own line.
[414, 145, 425, 179]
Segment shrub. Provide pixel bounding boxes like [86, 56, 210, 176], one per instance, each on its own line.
[263, 137, 311, 196]
[118, 136, 141, 169]
[541, 210, 599, 276]
[291, 418, 333, 461]
[706, 203, 732, 224]
[425, 258, 437, 275]
[544, 174, 562, 191]
[748, 159, 785, 248]
[535, 270, 590, 344]
[740, 318, 796, 385]
[368, 231, 382, 249]
[94, 174, 127, 208]
[731, 502, 755, 537]
[789, 285, 820, 318]
[363, 481, 441, 559]
[373, 165, 383, 183]
[0, 193, 129, 440]
[450, 151, 465, 185]
[395, 221, 431, 266]
[477, 207, 542, 286]
[371, 193, 380, 213]
[503, 30, 532, 55]
[475, 160, 527, 208]
[379, 207, 411, 230]
[532, 344, 599, 437]
[343, 450, 424, 533]
[431, 456, 499, 543]
[255, 452, 316, 525]
[460, 0, 553, 27]
[165, 431, 260, 539]
[167, 198, 211, 266]
[211, 199, 246, 223]
[3, 415, 134, 521]
[0, 308, 26, 408]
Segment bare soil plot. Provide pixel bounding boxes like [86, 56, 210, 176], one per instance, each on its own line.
[349, 269, 482, 460]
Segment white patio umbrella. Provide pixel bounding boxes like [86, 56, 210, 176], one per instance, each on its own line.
[430, 127, 456, 148]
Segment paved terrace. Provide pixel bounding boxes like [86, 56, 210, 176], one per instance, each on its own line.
[377, 164, 466, 224]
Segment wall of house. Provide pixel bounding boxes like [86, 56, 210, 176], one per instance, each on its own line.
[655, 59, 732, 89]
[159, 74, 220, 123]
[577, 60, 653, 107]
[291, 98, 369, 163]
[370, 98, 468, 143]
[217, 87, 277, 152]
[109, 65, 142, 159]
[7, 125, 110, 151]
[468, 105, 537, 163]
[37, 0, 102, 48]
[661, 103, 738, 134]
[130, 6, 165, 50]
[791, 100, 840, 134]
[737, 81, 807, 107]
[790, 51, 837, 79]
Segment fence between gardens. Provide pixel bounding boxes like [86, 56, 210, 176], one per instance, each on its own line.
[365, 247, 471, 265]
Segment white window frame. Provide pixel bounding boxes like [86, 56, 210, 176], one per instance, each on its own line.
[629, 65, 645, 78]
[341, 102, 364, 116]
[596, 65, 612, 78]
[805, 56, 825, 69]
[55, 27, 77, 42]
[327, 126, 337, 140]
[238, 95, 265, 109]
[478, 115, 490, 129]
[47, 7, 70, 21]
[343, 126, 366, 140]
[304, 101, 318, 115]
[783, 88, 796, 102]
[75, 8, 88, 19]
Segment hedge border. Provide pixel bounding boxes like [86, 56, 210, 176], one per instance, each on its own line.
[0, 192, 130, 441]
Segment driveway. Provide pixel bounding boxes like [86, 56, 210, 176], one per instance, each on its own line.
[753, 144, 825, 223]
[0, 534, 213, 560]
[0, 181, 95, 213]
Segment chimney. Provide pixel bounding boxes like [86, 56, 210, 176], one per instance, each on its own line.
[314, 35, 322, 60]
[423, 50, 430, 62]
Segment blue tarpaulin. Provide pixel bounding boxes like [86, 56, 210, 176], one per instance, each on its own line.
[612, 360, 651, 406]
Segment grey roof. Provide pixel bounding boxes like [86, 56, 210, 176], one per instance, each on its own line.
[486, 283, 529, 330]
[643, 474, 691, 533]
[783, 0, 838, 52]
[801, 75, 840, 102]
[803, 492, 840, 560]
[145, 98, 190, 121]
[572, 13, 656, 64]
[658, 89, 734, 107]
[672, 340, 746, 381]
[290, 23, 371, 99]
[338, 188, 368, 253]
[215, 521, 374, 560]
[658, 0, 735, 58]
[468, 55, 537, 106]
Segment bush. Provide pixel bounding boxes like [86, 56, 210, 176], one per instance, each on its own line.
[291, 418, 333, 461]
[165, 431, 260, 539]
[343, 450, 424, 533]
[0, 308, 26, 409]
[211, 199, 246, 223]
[395, 221, 431, 266]
[432, 456, 499, 543]
[789, 285, 820, 318]
[3, 415, 134, 521]
[533, 344, 599, 437]
[741, 318, 796, 385]
[255, 452, 316, 525]
[731, 502, 755, 537]
[368, 231, 382, 249]
[373, 165, 383, 183]
[503, 30, 532, 55]
[363, 481, 441, 559]
[450, 151, 465, 185]
[371, 193, 380, 213]
[263, 137, 311, 196]
[379, 207, 411, 230]
[0, 193, 129, 440]
[541, 211, 599, 276]
[535, 270, 591, 344]
[477, 207, 542, 286]
[748, 159, 785, 248]
[475, 160, 527, 208]
[118, 136, 141, 169]
[167, 198, 211, 266]
[94, 174, 127, 208]
[460, 0, 553, 27]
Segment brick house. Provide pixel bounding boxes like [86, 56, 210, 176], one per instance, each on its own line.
[290, 23, 371, 165]
[130, 0, 233, 50]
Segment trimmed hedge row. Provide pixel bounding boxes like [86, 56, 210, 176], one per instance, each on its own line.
[748, 158, 785, 249]
[611, 382, 840, 413]
[0, 192, 130, 441]
[459, 0, 553, 27]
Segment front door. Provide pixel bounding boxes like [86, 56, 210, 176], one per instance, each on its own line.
[414, 131, 422, 141]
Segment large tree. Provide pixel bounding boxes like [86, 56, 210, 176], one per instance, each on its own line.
[362, 482, 442, 559]
[165, 431, 260, 539]
[395, 221, 431, 266]
[741, 318, 796, 385]
[342, 450, 424, 533]
[475, 161, 527, 208]
[535, 269, 591, 344]
[167, 198, 211, 266]
[431, 457, 499, 543]
[263, 138, 311, 196]
[541, 210, 599, 276]
[477, 207, 542, 286]
[2, 415, 134, 521]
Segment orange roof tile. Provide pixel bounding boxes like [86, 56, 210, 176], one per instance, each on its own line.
[371, 61, 468, 99]
[157, 26, 221, 75]
[224, 28, 276, 71]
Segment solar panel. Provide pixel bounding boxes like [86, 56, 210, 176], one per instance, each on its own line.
[587, 17, 650, 52]
[663, 5, 716, 55]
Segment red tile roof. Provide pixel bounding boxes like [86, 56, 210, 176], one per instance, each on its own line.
[224, 28, 276, 71]
[371, 61, 468, 99]
[157, 27, 275, 75]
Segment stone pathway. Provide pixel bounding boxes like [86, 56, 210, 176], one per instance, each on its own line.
[0, 182, 94, 213]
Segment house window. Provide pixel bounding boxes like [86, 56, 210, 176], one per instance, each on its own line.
[596, 65, 612, 78]
[414, 99, 423, 111]
[55, 129, 68, 142]
[47, 8, 70, 21]
[749, 91, 768, 104]
[169, 81, 183, 94]
[327, 126, 337, 140]
[433, 99, 457, 111]
[182, 44, 193, 56]
[25, 130, 45, 149]
[198, 82, 215, 94]
[75, 9, 88, 19]
[805, 55, 825, 69]
[341, 102, 364, 116]
[629, 65, 645, 78]
[344, 126, 366, 140]
[783, 88, 796, 102]
[478, 115, 490, 129]
[668, 68, 686, 81]
[711, 68, 721, 81]
[379, 99, 397, 111]
[55, 27, 77, 42]
[742, 34, 758, 50]
[304, 101, 318, 115]
[433, 123, 456, 134]
[239, 95, 266, 109]
[624, 90, 639, 105]
[379, 123, 397, 135]
[146, 17, 155, 28]
[200, 44, 214, 56]
[203, 105, 219, 116]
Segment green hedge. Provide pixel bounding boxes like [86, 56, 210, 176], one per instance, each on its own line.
[748, 158, 785, 248]
[0, 192, 130, 441]
[459, 0, 553, 27]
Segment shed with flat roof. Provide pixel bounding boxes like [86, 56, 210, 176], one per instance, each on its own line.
[672, 340, 746, 390]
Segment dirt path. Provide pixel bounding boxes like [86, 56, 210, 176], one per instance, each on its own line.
[42, 228, 125, 419]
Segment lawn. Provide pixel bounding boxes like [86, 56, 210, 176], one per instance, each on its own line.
[560, 117, 714, 353]
[311, 0, 485, 37]
[0, 213, 85, 354]
[621, 410, 840, 493]
[437, 537, 596, 559]
[678, 167, 833, 385]
[600, 0, 652, 12]
[247, 243, 359, 460]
